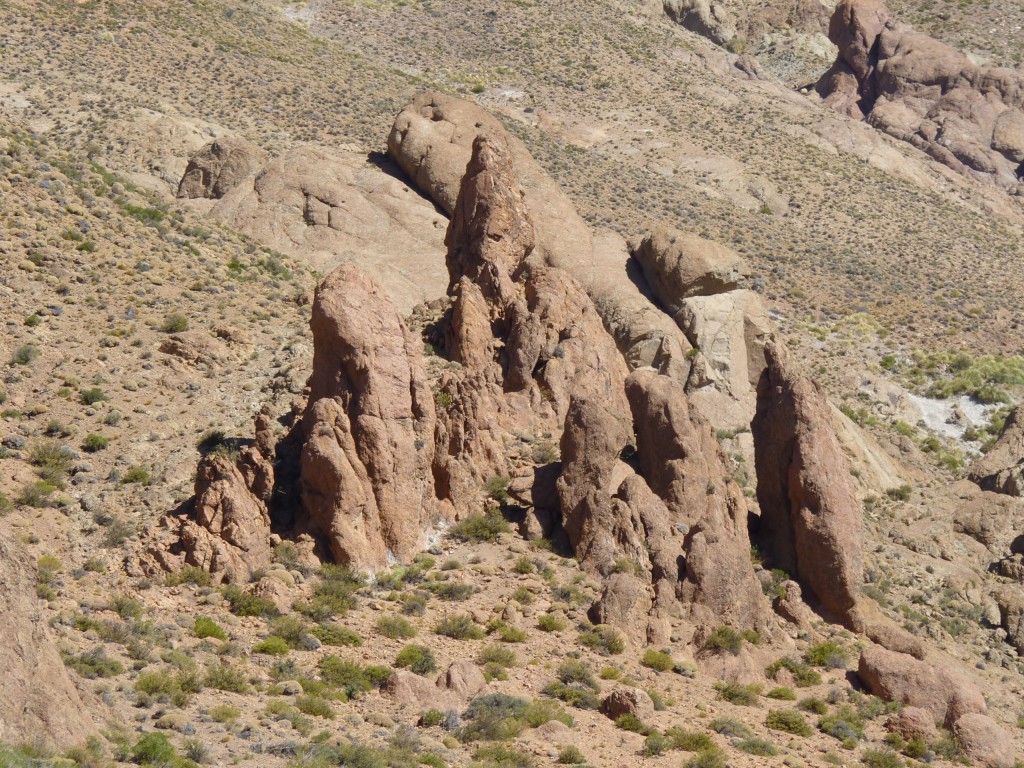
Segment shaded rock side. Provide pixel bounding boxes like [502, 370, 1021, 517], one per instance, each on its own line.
[752, 341, 864, 627]
[969, 406, 1024, 496]
[300, 263, 437, 568]
[177, 136, 266, 199]
[0, 530, 96, 747]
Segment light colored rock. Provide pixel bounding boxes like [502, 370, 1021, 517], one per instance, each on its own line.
[885, 706, 939, 741]
[953, 713, 1016, 768]
[600, 687, 655, 721]
[438, 660, 486, 700]
[969, 406, 1024, 495]
[177, 136, 266, 199]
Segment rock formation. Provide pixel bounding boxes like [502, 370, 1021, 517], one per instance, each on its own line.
[0, 531, 95, 747]
[177, 136, 266, 199]
[752, 341, 864, 627]
[207, 144, 449, 314]
[300, 263, 437, 567]
[969, 406, 1024, 495]
[817, 0, 1024, 189]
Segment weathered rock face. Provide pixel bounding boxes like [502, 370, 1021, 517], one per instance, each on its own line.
[177, 136, 266, 199]
[817, 0, 1024, 189]
[969, 406, 1024, 496]
[600, 687, 655, 721]
[752, 342, 864, 627]
[634, 227, 749, 309]
[210, 145, 448, 314]
[858, 645, 985, 727]
[954, 714, 1017, 768]
[300, 263, 436, 568]
[0, 531, 95, 747]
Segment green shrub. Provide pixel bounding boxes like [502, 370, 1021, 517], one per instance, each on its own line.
[665, 727, 716, 751]
[121, 466, 151, 485]
[63, 648, 123, 678]
[861, 748, 903, 768]
[395, 644, 438, 675]
[703, 625, 745, 655]
[420, 708, 445, 727]
[806, 640, 851, 669]
[513, 556, 535, 574]
[82, 434, 110, 452]
[194, 616, 226, 640]
[578, 624, 624, 655]
[161, 313, 189, 333]
[471, 744, 534, 768]
[766, 656, 822, 687]
[377, 614, 417, 639]
[522, 698, 572, 728]
[209, 704, 240, 723]
[435, 614, 485, 640]
[459, 693, 530, 742]
[223, 585, 278, 617]
[542, 682, 601, 710]
[799, 697, 829, 714]
[166, 566, 212, 588]
[11, 345, 39, 365]
[254, 636, 290, 655]
[19, 480, 56, 508]
[479, 643, 517, 671]
[737, 737, 779, 756]
[557, 660, 598, 689]
[641, 649, 674, 672]
[311, 624, 362, 647]
[556, 745, 585, 764]
[448, 512, 509, 543]
[428, 581, 476, 601]
[205, 661, 249, 692]
[0, 492, 11, 515]
[29, 442, 73, 483]
[819, 705, 866, 746]
[644, 731, 671, 756]
[767, 686, 797, 700]
[714, 681, 762, 706]
[132, 732, 176, 765]
[319, 656, 378, 697]
[537, 613, 567, 632]
[710, 717, 753, 739]
[497, 624, 527, 643]
[296, 695, 335, 719]
[297, 564, 364, 620]
[615, 713, 653, 734]
[685, 748, 726, 768]
[80, 387, 107, 406]
[766, 709, 812, 736]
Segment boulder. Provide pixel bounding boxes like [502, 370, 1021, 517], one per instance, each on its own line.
[177, 136, 266, 199]
[600, 687, 655, 721]
[969, 406, 1024, 496]
[953, 713, 1016, 768]
[662, 0, 738, 47]
[998, 592, 1024, 654]
[300, 263, 437, 568]
[589, 572, 655, 643]
[0, 531, 96, 747]
[752, 342, 864, 628]
[438, 661, 486, 700]
[857, 645, 985, 727]
[633, 226, 748, 311]
[885, 706, 938, 741]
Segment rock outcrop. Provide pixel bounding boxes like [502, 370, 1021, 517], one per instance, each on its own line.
[177, 136, 266, 199]
[0, 531, 95, 747]
[300, 263, 437, 568]
[634, 227, 749, 307]
[969, 406, 1024, 495]
[752, 342, 864, 627]
[817, 0, 1024, 189]
[209, 145, 449, 314]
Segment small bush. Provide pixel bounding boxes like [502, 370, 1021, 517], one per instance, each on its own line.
[766, 656, 822, 687]
[479, 644, 517, 671]
[377, 614, 417, 639]
[497, 624, 528, 643]
[665, 727, 716, 751]
[820, 705, 866, 746]
[132, 732, 175, 765]
[799, 697, 829, 715]
[703, 626, 744, 655]
[428, 581, 476, 601]
[685, 748, 726, 768]
[435, 614, 485, 640]
[767, 686, 797, 700]
[615, 713, 653, 735]
[714, 681, 762, 706]
[63, 647, 123, 678]
[557, 660, 598, 690]
[166, 566, 212, 588]
[20, 480, 56, 507]
[395, 644, 438, 675]
[578, 624, 624, 655]
[121, 466, 151, 485]
[448, 512, 509, 543]
[807, 640, 851, 670]
[471, 744, 534, 768]
[210, 704, 240, 723]
[458, 693, 530, 742]
[543, 682, 601, 710]
[737, 737, 779, 756]
[223, 585, 277, 617]
[766, 709, 812, 737]
[537, 613, 567, 632]
[297, 564, 363, 620]
[641, 649, 674, 672]
[161, 313, 189, 333]
[80, 387, 107, 406]
[296, 695, 335, 719]
[644, 731, 671, 756]
[710, 717, 753, 739]
[11, 345, 39, 365]
[205, 661, 249, 693]
[862, 748, 904, 768]
[82, 434, 110, 452]
[523, 698, 572, 728]
[319, 656, 378, 697]
[311, 624, 362, 647]
[254, 636, 290, 655]
[556, 745, 585, 764]
[194, 616, 226, 640]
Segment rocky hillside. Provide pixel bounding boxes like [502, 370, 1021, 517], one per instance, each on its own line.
[3, 0, 1024, 767]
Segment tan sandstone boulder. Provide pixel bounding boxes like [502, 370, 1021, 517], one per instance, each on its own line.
[953, 713, 1017, 768]
[177, 136, 266, 199]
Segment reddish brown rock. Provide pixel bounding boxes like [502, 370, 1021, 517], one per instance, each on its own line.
[752, 341, 864, 628]
[885, 706, 939, 741]
[857, 645, 985, 727]
[600, 687, 655, 721]
[177, 136, 266, 199]
[300, 263, 436, 568]
[953, 713, 1016, 768]
[969, 406, 1024, 496]
[0, 531, 96, 747]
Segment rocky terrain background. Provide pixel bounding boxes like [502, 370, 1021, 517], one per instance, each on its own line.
[2, 0, 1024, 767]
